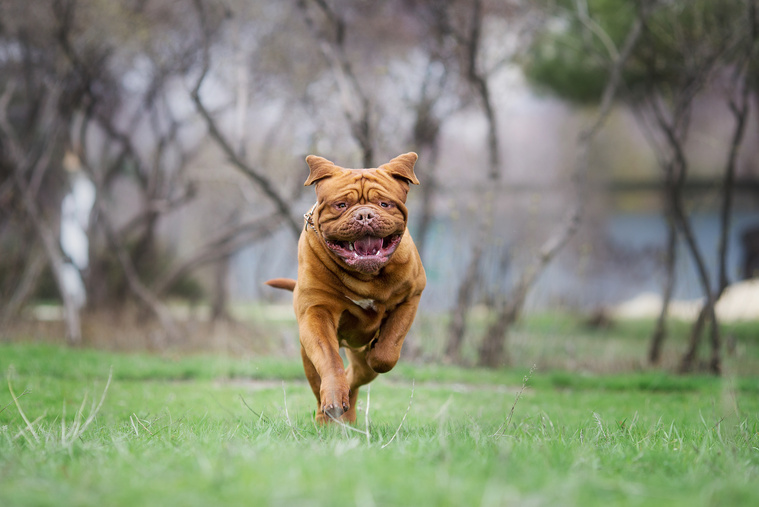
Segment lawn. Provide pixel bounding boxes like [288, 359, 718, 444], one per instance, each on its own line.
[1, 342, 758, 506]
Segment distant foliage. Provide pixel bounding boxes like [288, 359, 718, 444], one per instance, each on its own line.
[523, 0, 752, 103]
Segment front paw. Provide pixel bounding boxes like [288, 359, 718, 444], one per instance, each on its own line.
[319, 380, 350, 421]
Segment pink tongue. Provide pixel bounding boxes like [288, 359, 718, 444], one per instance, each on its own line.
[354, 237, 383, 255]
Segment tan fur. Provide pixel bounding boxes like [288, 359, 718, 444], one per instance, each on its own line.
[266, 152, 426, 423]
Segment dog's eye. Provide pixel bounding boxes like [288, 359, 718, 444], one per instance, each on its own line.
[379, 202, 391, 208]
[335, 202, 347, 210]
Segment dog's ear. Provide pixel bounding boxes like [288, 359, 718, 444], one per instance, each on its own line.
[381, 152, 420, 185]
[304, 155, 338, 186]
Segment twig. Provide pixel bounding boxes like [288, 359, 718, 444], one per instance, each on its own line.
[322, 393, 372, 439]
[494, 364, 536, 437]
[381, 380, 415, 449]
[62, 367, 113, 445]
[129, 414, 139, 436]
[281, 382, 302, 441]
[326, 410, 371, 438]
[14, 414, 46, 444]
[7, 369, 39, 443]
[0, 387, 30, 415]
[131, 413, 155, 436]
[575, 0, 619, 61]
[239, 394, 268, 423]
[593, 412, 607, 441]
[364, 384, 371, 445]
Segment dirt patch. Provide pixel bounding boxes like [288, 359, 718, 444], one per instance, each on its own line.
[612, 279, 759, 322]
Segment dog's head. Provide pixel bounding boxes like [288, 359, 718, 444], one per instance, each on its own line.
[304, 152, 419, 274]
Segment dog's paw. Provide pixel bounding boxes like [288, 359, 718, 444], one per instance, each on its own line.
[320, 382, 350, 422]
[323, 403, 347, 421]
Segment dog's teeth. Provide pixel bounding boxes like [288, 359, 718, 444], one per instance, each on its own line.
[348, 243, 354, 251]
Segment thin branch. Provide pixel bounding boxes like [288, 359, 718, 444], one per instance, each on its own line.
[76, 148, 180, 341]
[62, 367, 112, 445]
[7, 370, 39, 443]
[325, 410, 371, 438]
[131, 413, 155, 436]
[717, 4, 756, 292]
[190, 0, 299, 237]
[575, 0, 619, 61]
[281, 382, 302, 441]
[297, 0, 375, 167]
[0, 387, 30, 415]
[239, 394, 269, 424]
[364, 384, 371, 445]
[381, 380, 415, 449]
[153, 213, 279, 297]
[494, 364, 536, 437]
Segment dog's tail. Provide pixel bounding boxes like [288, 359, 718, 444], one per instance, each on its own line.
[265, 278, 297, 292]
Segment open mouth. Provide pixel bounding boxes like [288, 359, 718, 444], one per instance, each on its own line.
[325, 234, 402, 272]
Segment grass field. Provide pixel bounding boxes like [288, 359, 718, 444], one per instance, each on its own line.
[1, 339, 758, 506]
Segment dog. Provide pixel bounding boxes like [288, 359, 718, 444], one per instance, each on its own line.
[266, 152, 426, 423]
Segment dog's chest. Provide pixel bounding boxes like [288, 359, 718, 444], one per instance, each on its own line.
[347, 297, 378, 312]
[337, 296, 388, 348]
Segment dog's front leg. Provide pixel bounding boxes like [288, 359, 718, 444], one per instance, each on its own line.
[298, 306, 350, 422]
[366, 295, 422, 374]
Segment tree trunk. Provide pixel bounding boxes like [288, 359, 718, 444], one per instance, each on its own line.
[445, 0, 500, 363]
[411, 81, 444, 262]
[672, 187, 720, 374]
[478, 209, 580, 367]
[211, 256, 231, 322]
[478, 300, 516, 368]
[14, 174, 82, 344]
[648, 210, 677, 364]
[412, 147, 438, 263]
[0, 247, 45, 330]
[679, 304, 711, 373]
[677, 33, 752, 374]
[445, 245, 483, 363]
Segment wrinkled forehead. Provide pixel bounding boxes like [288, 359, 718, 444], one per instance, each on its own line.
[315, 168, 408, 202]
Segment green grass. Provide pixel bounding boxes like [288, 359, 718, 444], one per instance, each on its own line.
[1, 343, 758, 506]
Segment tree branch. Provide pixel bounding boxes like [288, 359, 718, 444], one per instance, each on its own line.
[191, 0, 300, 237]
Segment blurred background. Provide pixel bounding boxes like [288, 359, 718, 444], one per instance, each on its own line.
[1, 0, 758, 374]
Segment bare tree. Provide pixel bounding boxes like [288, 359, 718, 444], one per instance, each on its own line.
[0, 83, 82, 343]
[191, 0, 300, 238]
[296, 0, 377, 168]
[648, 213, 677, 364]
[442, 0, 503, 363]
[626, 0, 757, 374]
[476, 0, 648, 367]
[679, 1, 757, 373]
[0, 0, 87, 343]
[408, 54, 460, 261]
[523, 0, 757, 374]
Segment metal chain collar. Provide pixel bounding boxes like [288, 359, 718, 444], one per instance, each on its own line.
[304, 202, 318, 234]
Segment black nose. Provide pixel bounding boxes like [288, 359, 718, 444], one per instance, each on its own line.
[354, 208, 375, 225]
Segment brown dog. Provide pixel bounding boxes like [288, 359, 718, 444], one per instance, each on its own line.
[266, 152, 426, 423]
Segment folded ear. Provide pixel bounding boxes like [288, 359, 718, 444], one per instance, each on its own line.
[381, 152, 420, 185]
[304, 155, 338, 186]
